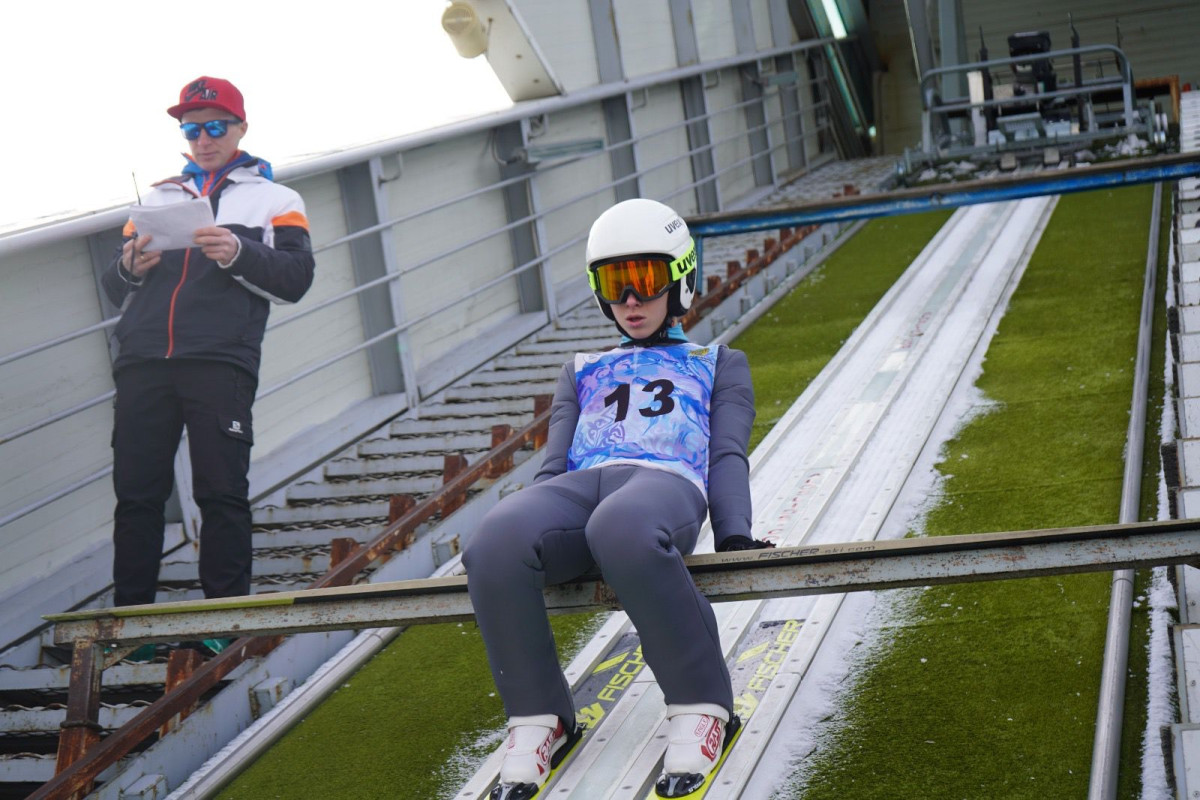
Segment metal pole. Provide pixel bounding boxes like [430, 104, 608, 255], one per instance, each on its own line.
[1087, 181, 1162, 799]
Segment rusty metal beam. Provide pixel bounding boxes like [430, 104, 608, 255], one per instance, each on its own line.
[50, 519, 1200, 647]
[53, 640, 103, 799]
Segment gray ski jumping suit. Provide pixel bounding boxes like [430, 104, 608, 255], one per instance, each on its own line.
[463, 335, 755, 726]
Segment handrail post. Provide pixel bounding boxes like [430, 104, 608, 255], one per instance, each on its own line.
[55, 639, 104, 797]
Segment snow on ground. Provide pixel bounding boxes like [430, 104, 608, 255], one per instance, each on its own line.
[1140, 248, 1182, 800]
[743, 314, 1002, 796]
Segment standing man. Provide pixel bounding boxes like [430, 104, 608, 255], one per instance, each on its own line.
[101, 76, 315, 646]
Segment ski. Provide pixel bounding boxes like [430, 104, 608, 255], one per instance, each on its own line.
[647, 619, 804, 799]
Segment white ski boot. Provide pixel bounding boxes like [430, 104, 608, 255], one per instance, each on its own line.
[656, 703, 738, 798]
[491, 714, 573, 799]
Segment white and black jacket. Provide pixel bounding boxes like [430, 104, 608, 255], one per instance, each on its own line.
[101, 154, 315, 378]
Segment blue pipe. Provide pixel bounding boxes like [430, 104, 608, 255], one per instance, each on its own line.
[689, 160, 1200, 238]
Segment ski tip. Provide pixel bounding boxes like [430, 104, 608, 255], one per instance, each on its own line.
[655, 772, 707, 797]
[489, 781, 540, 800]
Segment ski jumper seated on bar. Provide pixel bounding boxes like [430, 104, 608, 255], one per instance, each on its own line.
[100, 76, 315, 659]
[463, 198, 774, 799]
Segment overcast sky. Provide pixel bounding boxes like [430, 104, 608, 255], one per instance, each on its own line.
[3, 1, 511, 232]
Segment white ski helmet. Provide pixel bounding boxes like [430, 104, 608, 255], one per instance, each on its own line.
[585, 198, 698, 329]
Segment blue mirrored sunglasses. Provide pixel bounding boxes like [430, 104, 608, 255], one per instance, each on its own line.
[180, 119, 240, 141]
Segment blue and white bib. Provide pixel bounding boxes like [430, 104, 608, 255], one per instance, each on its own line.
[568, 343, 718, 495]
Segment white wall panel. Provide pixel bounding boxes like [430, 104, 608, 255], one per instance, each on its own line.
[634, 85, 699, 215]
[255, 172, 372, 456]
[958, 1, 1199, 101]
[512, 0, 601, 91]
[751, 0, 775, 51]
[693, 0, 738, 61]
[0, 483, 111, 599]
[709, 67, 758, 204]
[531, 106, 618, 290]
[614, 0, 677, 78]
[385, 133, 520, 372]
[0, 236, 117, 597]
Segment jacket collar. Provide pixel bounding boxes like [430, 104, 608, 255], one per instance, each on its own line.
[160, 151, 274, 195]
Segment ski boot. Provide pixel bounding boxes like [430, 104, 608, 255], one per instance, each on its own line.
[655, 704, 741, 798]
[490, 714, 579, 800]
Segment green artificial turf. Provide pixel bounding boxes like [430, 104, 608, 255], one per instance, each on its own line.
[217, 613, 607, 799]
[778, 185, 1160, 800]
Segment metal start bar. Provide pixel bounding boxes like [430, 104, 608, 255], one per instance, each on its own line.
[684, 151, 1200, 237]
[49, 519, 1200, 647]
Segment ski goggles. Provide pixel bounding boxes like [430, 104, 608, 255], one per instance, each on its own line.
[180, 119, 240, 140]
[588, 239, 697, 304]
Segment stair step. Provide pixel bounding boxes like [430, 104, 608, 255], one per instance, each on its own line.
[324, 454, 445, 478]
[530, 325, 614, 342]
[0, 753, 56, 785]
[356, 431, 494, 457]
[515, 338, 610, 355]
[459, 366, 562, 386]
[493, 352, 571, 370]
[409, 398, 541, 419]
[0, 703, 147, 734]
[251, 500, 393, 527]
[0, 663, 167, 693]
[250, 528, 373, 548]
[389, 412, 530, 437]
[552, 311, 609, 329]
[162, 551, 336, 580]
[289, 476, 450, 501]
[443, 381, 558, 402]
[144, 578, 320, 604]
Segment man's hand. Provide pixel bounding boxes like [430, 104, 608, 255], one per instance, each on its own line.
[194, 226, 241, 266]
[122, 234, 162, 277]
[716, 535, 776, 552]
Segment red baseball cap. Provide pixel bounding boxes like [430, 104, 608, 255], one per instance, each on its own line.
[167, 76, 246, 121]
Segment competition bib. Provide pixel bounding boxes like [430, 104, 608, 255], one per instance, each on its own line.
[568, 343, 717, 495]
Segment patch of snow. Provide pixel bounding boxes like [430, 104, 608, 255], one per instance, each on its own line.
[746, 362, 1001, 798]
[1142, 239, 1180, 800]
[751, 588, 920, 799]
[1140, 566, 1178, 800]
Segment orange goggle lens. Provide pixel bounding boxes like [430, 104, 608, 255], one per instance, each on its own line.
[590, 258, 673, 304]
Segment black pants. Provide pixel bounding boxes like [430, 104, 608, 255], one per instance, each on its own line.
[111, 359, 256, 606]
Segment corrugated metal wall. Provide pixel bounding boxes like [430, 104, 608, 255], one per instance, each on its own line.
[869, 0, 1200, 155]
[960, 0, 1199, 96]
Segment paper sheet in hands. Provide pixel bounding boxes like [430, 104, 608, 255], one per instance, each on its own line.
[129, 199, 215, 251]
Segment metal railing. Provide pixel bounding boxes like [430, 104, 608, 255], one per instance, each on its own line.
[917, 44, 1142, 159]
